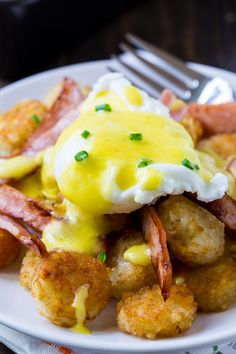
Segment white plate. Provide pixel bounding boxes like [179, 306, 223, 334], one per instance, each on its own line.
[0, 60, 236, 354]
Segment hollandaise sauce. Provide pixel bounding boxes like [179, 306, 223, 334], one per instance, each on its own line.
[124, 243, 151, 266]
[54, 109, 211, 214]
[72, 284, 90, 334]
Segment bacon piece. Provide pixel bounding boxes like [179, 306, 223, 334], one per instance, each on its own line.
[160, 89, 188, 121]
[0, 214, 47, 256]
[0, 185, 51, 231]
[23, 77, 84, 156]
[142, 205, 172, 300]
[206, 195, 236, 231]
[188, 102, 236, 135]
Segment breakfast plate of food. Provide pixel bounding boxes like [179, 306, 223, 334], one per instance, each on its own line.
[0, 59, 236, 353]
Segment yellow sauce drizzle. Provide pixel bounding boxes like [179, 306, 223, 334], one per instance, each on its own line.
[125, 85, 143, 106]
[72, 284, 90, 334]
[124, 243, 151, 266]
[0, 155, 39, 179]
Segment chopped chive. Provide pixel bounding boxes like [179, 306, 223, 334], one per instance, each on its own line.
[81, 130, 90, 139]
[137, 158, 153, 168]
[31, 114, 41, 124]
[182, 158, 199, 171]
[95, 103, 112, 112]
[130, 133, 142, 141]
[74, 150, 88, 162]
[98, 251, 107, 262]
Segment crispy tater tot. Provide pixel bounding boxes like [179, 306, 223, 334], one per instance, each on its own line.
[117, 284, 197, 339]
[107, 229, 156, 299]
[29, 250, 111, 327]
[198, 134, 236, 160]
[181, 115, 203, 144]
[182, 257, 236, 312]
[20, 250, 41, 289]
[0, 100, 47, 157]
[0, 228, 20, 267]
[158, 196, 225, 266]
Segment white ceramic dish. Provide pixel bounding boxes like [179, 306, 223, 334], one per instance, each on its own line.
[0, 59, 236, 354]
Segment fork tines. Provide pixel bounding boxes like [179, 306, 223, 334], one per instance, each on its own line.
[109, 33, 207, 100]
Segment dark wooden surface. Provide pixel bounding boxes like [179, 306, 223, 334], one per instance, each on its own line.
[1, 0, 236, 90]
[1, 0, 236, 353]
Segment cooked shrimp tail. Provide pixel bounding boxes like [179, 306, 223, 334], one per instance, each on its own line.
[141, 206, 172, 301]
[0, 214, 47, 256]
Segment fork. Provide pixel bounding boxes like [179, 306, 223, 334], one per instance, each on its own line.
[109, 33, 233, 104]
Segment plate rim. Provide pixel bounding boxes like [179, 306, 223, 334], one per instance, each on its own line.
[1, 59, 236, 353]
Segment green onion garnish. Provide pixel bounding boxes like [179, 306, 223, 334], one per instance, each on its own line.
[31, 114, 41, 125]
[137, 158, 153, 168]
[95, 103, 112, 112]
[130, 133, 142, 141]
[182, 158, 199, 171]
[98, 251, 107, 262]
[81, 130, 90, 139]
[74, 150, 88, 162]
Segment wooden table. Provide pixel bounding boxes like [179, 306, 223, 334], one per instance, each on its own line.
[0, 0, 236, 352]
[1, 0, 236, 90]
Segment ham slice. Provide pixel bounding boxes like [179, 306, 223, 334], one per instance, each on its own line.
[206, 195, 236, 231]
[188, 102, 236, 135]
[23, 77, 84, 156]
[0, 185, 51, 231]
[160, 89, 188, 121]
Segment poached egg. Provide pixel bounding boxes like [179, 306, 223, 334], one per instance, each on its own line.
[53, 73, 228, 215]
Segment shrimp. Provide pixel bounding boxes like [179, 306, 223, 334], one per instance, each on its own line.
[142, 206, 172, 300]
[0, 228, 21, 267]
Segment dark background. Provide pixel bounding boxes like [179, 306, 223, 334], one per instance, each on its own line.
[0, 0, 236, 87]
[0, 0, 236, 352]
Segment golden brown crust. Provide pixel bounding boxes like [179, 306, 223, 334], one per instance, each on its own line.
[181, 114, 203, 144]
[20, 250, 41, 289]
[117, 284, 197, 339]
[107, 229, 156, 299]
[0, 100, 47, 157]
[198, 134, 236, 160]
[30, 250, 112, 327]
[182, 257, 236, 312]
[158, 196, 225, 266]
[0, 228, 20, 267]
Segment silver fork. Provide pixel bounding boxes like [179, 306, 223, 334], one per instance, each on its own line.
[109, 33, 233, 104]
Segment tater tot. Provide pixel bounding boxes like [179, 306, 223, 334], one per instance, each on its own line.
[107, 229, 156, 299]
[30, 250, 112, 327]
[158, 196, 225, 266]
[181, 115, 203, 144]
[198, 134, 236, 160]
[0, 100, 47, 157]
[0, 228, 20, 267]
[183, 257, 236, 312]
[117, 284, 197, 339]
[19, 250, 41, 289]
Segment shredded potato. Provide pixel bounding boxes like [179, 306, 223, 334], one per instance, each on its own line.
[117, 284, 197, 338]
[158, 196, 225, 266]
